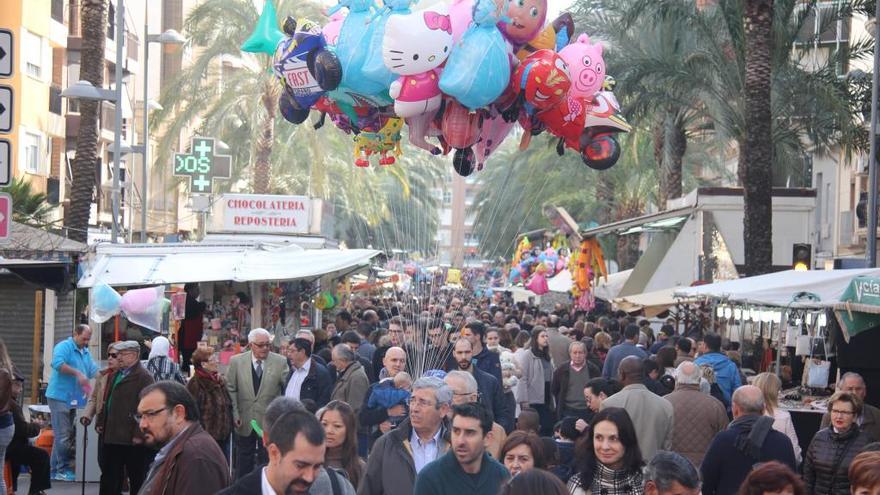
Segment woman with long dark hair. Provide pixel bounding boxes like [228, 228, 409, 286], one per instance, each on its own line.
[319, 400, 365, 489]
[516, 327, 555, 436]
[568, 407, 644, 495]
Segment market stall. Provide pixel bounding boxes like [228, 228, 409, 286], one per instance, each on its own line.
[77, 241, 379, 358]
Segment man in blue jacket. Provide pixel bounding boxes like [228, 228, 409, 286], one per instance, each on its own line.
[46, 324, 98, 481]
[284, 338, 333, 410]
[694, 333, 741, 406]
[602, 324, 648, 379]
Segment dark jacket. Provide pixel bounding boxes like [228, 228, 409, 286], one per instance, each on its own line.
[804, 426, 875, 495]
[700, 416, 797, 495]
[551, 361, 600, 418]
[471, 366, 513, 433]
[359, 379, 398, 429]
[358, 418, 450, 495]
[98, 362, 154, 445]
[10, 400, 39, 449]
[473, 347, 502, 384]
[220, 463, 355, 495]
[820, 403, 880, 445]
[145, 423, 229, 495]
[412, 451, 508, 495]
[286, 358, 333, 409]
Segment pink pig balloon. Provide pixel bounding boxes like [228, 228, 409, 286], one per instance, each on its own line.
[322, 9, 347, 46]
[558, 34, 605, 99]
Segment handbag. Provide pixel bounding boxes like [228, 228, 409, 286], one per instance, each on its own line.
[803, 337, 831, 389]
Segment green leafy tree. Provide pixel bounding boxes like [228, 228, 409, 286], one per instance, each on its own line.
[1, 178, 57, 227]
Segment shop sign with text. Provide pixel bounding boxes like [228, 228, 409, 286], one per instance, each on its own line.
[221, 194, 311, 234]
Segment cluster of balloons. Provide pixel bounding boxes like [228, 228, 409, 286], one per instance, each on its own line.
[243, 0, 630, 175]
[508, 236, 569, 293]
[91, 284, 167, 332]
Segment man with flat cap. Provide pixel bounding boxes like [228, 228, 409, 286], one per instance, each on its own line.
[96, 341, 155, 495]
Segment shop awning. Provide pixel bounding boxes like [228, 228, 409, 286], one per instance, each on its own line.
[594, 269, 633, 301]
[77, 242, 380, 288]
[673, 268, 880, 308]
[613, 287, 683, 317]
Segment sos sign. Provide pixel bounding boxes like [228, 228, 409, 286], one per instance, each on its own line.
[173, 137, 232, 194]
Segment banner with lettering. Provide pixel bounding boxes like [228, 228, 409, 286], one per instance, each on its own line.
[834, 276, 880, 342]
[218, 193, 312, 234]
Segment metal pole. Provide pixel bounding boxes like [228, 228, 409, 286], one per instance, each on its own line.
[867, 0, 880, 267]
[142, 2, 149, 243]
[111, 0, 125, 243]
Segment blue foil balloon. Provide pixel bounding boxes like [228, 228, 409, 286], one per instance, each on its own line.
[91, 283, 122, 323]
[332, 0, 388, 97]
[361, 0, 415, 88]
[439, 0, 511, 110]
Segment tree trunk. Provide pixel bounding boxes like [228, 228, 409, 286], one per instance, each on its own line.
[664, 113, 686, 203]
[654, 115, 667, 210]
[63, 0, 107, 243]
[253, 80, 279, 194]
[615, 200, 644, 269]
[742, 0, 773, 276]
[595, 173, 614, 225]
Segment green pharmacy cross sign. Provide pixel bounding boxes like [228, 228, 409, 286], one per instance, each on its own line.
[173, 137, 232, 194]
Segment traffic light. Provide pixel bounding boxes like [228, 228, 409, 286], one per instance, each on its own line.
[792, 243, 812, 271]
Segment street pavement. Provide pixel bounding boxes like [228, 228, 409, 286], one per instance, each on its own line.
[16, 476, 99, 494]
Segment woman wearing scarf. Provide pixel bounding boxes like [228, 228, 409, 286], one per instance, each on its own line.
[803, 391, 874, 495]
[145, 337, 186, 384]
[185, 347, 233, 455]
[567, 407, 644, 495]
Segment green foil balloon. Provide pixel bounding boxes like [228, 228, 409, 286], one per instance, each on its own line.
[241, 0, 285, 55]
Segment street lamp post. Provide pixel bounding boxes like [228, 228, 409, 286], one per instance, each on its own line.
[868, 2, 880, 267]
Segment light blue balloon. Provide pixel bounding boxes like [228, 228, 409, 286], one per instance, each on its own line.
[439, 0, 510, 110]
[360, 0, 414, 88]
[91, 283, 122, 323]
[241, 0, 285, 55]
[333, 0, 388, 97]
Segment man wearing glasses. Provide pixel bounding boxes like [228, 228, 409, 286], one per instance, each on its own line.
[226, 328, 289, 480]
[360, 377, 452, 495]
[95, 340, 154, 495]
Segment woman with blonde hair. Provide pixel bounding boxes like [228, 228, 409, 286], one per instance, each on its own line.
[753, 372, 801, 462]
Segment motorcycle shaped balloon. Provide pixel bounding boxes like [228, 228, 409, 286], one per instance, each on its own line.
[382, 10, 454, 119]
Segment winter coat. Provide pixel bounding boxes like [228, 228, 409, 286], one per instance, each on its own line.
[83, 368, 113, 421]
[186, 370, 233, 442]
[98, 363, 154, 445]
[285, 358, 333, 409]
[471, 366, 513, 433]
[820, 403, 880, 446]
[601, 342, 647, 380]
[413, 451, 508, 495]
[804, 426, 874, 495]
[694, 352, 741, 406]
[515, 350, 550, 406]
[664, 383, 729, 467]
[358, 418, 450, 495]
[331, 360, 370, 416]
[225, 351, 288, 437]
[143, 423, 230, 495]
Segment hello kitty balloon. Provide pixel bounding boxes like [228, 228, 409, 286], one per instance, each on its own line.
[382, 10, 454, 119]
[558, 34, 605, 99]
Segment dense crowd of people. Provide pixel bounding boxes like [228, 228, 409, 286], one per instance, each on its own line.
[5, 292, 880, 495]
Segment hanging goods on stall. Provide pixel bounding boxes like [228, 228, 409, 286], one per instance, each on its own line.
[804, 335, 830, 389]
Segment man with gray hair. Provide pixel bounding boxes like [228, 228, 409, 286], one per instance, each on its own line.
[644, 451, 701, 495]
[820, 371, 880, 440]
[331, 343, 370, 415]
[444, 371, 507, 459]
[226, 328, 289, 479]
[551, 340, 600, 423]
[701, 385, 796, 495]
[664, 361, 728, 466]
[360, 377, 452, 495]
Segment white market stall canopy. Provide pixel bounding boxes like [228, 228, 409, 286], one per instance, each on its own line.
[78, 242, 381, 288]
[673, 268, 880, 308]
[594, 269, 633, 301]
[613, 286, 683, 317]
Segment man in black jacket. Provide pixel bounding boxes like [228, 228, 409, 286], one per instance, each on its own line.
[461, 322, 502, 384]
[284, 338, 333, 409]
[449, 338, 513, 432]
[8, 372, 50, 495]
[551, 341, 600, 422]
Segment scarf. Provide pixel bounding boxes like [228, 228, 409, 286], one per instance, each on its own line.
[729, 414, 774, 461]
[590, 463, 644, 495]
[194, 366, 220, 383]
[149, 337, 171, 359]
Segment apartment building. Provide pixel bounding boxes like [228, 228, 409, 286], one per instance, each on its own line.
[434, 171, 483, 267]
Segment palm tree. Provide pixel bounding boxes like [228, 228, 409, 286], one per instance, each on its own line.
[1, 177, 57, 227]
[742, 0, 773, 275]
[63, 0, 106, 243]
[152, 0, 325, 194]
[575, 0, 869, 273]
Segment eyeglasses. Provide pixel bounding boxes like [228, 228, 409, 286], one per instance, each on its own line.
[406, 398, 437, 408]
[107, 353, 118, 358]
[133, 407, 170, 422]
[830, 409, 856, 416]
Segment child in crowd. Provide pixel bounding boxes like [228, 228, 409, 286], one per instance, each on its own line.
[367, 371, 413, 427]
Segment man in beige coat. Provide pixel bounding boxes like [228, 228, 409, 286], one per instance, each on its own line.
[665, 361, 729, 466]
[330, 343, 370, 415]
[601, 356, 674, 460]
[226, 328, 288, 479]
